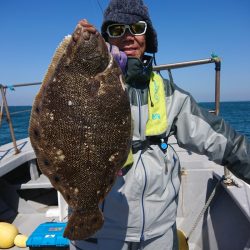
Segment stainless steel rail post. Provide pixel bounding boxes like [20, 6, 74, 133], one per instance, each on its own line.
[0, 84, 20, 154]
[214, 58, 221, 116]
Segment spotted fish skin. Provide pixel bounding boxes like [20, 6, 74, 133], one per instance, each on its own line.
[29, 25, 131, 240]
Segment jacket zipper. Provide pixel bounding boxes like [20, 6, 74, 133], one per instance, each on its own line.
[140, 157, 147, 243]
[136, 89, 142, 135]
[169, 145, 178, 198]
[136, 89, 147, 243]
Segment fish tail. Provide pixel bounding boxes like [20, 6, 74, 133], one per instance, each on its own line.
[63, 209, 104, 240]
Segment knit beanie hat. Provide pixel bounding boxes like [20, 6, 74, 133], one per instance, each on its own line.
[101, 0, 158, 54]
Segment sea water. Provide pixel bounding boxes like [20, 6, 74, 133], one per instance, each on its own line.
[0, 102, 250, 146]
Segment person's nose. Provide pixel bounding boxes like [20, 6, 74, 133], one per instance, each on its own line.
[123, 29, 134, 40]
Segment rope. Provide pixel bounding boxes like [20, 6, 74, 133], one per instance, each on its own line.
[7, 85, 15, 91]
[0, 141, 28, 160]
[10, 109, 31, 115]
[186, 177, 223, 241]
[1, 109, 31, 118]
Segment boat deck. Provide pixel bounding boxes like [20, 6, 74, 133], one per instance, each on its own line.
[0, 138, 67, 250]
[0, 138, 35, 176]
[1, 137, 250, 250]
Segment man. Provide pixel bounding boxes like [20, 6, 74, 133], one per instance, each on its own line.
[71, 0, 250, 249]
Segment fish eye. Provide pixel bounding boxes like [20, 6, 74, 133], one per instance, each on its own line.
[54, 176, 60, 182]
[34, 129, 40, 137]
[44, 159, 50, 166]
[35, 106, 40, 113]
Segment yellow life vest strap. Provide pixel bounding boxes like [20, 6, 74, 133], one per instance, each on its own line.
[123, 148, 134, 167]
[145, 72, 168, 136]
[123, 72, 168, 168]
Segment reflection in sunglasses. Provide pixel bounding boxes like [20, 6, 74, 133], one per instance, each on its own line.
[107, 21, 147, 38]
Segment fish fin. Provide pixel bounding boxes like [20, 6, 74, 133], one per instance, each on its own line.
[42, 35, 72, 87]
[63, 209, 104, 240]
[30, 35, 72, 110]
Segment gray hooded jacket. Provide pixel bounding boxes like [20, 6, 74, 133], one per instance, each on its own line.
[95, 57, 250, 243]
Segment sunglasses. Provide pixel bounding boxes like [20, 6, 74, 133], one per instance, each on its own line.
[106, 21, 147, 38]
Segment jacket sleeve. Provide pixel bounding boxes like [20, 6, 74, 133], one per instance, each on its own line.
[173, 94, 250, 184]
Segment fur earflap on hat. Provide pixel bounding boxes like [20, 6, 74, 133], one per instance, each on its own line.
[101, 0, 158, 54]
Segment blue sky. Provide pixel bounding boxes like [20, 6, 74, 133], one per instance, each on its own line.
[0, 0, 249, 105]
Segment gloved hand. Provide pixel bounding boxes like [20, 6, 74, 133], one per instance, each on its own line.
[78, 19, 97, 34]
[106, 43, 127, 74]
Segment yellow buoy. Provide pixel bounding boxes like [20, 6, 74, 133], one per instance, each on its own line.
[14, 234, 28, 248]
[177, 229, 189, 250]
[0, 222, 19, 248]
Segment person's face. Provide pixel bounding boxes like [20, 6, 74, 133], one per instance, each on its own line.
[108, 33, 146, 59]
[107, 23, 146, 59]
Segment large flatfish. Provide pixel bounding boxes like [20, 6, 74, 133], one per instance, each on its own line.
[29, 24, 131, 240]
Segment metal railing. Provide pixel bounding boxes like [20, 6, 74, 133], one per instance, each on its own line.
[153, 56, 221, 115]
[0, 56, 221, 156]
[0, 82, 41, 154]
